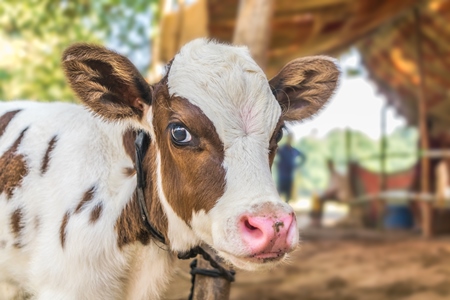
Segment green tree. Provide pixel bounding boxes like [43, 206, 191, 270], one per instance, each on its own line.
[0, 0, 157, 102]
[293, 127, 418, 194]
[295, 136, 328, 192]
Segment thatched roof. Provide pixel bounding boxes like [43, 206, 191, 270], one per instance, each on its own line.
[158, 0, 449, 128]
[358, 1, 450, 129]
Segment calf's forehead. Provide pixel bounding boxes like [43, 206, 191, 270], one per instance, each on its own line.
[167, 39, 281, 146]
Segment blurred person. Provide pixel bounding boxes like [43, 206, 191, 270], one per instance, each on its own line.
[276, 132, 306, 203]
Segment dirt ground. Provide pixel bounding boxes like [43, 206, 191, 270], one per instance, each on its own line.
[164, 228, 450, 300]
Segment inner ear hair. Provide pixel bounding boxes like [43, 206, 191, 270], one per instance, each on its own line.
[269, 56, 340, 122]
[62, 43, 152, 121]
[133, 98, 145, 112]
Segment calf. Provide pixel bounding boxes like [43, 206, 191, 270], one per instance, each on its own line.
[0, 39, 339, 299]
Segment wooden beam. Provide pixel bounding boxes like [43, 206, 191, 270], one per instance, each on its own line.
[414, 8, 432, 238]
[148, 0, 166, 83]
[377, 104, 388, 229]
[233, 0, 275, 69]
[192, 246, 232, 300]
[380, 104, 388, 192]
[345, 128, 352, 167]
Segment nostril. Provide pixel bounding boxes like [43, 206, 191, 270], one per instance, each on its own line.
[241, 217, 264, 239]
[244, 219, 257, 231]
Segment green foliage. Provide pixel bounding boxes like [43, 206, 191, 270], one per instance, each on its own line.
[0, 0, 157, 102]
[297, 136, 329, 193]
[284, 127, 419, 194]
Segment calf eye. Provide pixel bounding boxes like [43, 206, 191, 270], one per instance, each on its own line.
[170, 124, 192, 145]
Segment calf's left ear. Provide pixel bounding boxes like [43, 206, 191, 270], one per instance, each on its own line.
[62, 44, 152, 122]
[269, 56, 340, 122]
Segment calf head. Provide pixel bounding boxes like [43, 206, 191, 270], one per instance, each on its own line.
[63, 39, 339, 270]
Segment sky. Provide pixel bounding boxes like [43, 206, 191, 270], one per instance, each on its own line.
[290, 49, 407, 141]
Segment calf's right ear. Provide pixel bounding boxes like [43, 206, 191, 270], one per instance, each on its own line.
[62, 44, 152, 122]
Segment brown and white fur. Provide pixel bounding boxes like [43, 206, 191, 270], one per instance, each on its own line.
[0, 39, 339, 299]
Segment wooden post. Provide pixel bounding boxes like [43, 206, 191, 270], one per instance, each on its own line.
[233, 0, 275, 69]
[380, 104, 388, 192]
[175, 0, 186, 53]
[345, 128, 361, 224]
[148, 0, 166, 83]
[377, 104, 388, 229]
[192, 246, 232, 300]
[345, 128, 352, 167]
[414, 8, 432, 238]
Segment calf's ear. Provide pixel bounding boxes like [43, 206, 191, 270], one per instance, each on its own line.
[269, 56, 339, 122]
[62, 44, 152, 122]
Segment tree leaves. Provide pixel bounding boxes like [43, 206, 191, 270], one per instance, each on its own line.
[0, 0, 157, 102]
[289, 127, 418, 193]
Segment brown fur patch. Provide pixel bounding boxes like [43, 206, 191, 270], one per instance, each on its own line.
[60, 211, 70, 248]
[115, 193, 151, 248]
[122, 130, 137, 177]
[122, 129, 136, 161]
[0, 128, 29, 200]
[62, 44, 152, 121]
[10, 208, 23, 238]
[115, 134, 168, 248]
[41, 135, 58, 174]
[269, 120, 285, 168]
[11, 208, 24, 248]
[152, 82, 226, 224]
[123, 167, 136, 177]
[74, 186, 95, 213]
[89, 203, 103, 223]
[0, 110, 21, 138]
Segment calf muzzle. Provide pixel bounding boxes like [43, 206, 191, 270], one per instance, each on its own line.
[239, 211, 297, 259]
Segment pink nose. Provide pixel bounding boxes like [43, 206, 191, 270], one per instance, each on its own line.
[239, 212, 297, 257]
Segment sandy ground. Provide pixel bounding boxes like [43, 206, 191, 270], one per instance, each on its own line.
[164, 227, 450, 300]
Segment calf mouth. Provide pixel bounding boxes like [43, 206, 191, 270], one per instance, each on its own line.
[217, 249, 289, 271]
[250, 251, 285, 261]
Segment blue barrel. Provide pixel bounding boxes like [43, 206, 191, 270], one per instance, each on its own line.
[383, 205, 414, 229]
